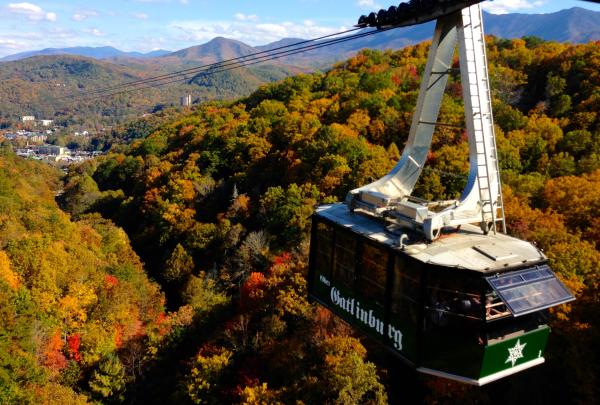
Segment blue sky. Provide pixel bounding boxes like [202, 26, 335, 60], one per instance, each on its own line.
[0, 0, 598, 57]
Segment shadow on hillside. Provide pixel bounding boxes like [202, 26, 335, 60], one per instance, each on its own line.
[124, 304, 233, 404]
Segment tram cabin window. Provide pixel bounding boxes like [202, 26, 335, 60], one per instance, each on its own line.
[484, 290, 511, 321]
[393, 258, 420, 303]
[314, 221, 334, 277]
[332, 230, 357, 289]
[359, 243, 387, 304]
[426, 271, 482, 328]
[485, 265, 575, 317]
[486, 311, 548, 344]
[422, 271, 484, 359]
[390, 256, 421, 359]
[391, 257, 420, 320]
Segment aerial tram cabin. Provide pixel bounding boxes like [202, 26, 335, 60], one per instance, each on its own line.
[307, 1, 575, 385]
[308, 206, 574, 385]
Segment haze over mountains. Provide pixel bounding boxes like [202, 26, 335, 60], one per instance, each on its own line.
[484, 6, 600, 42]
[0, 46, 171, 62]
[1, 7, 598, 64]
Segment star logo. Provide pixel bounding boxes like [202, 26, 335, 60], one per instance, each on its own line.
[505, 339, 527, 367]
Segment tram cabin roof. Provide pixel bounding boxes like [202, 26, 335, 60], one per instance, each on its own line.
[315, 203, 545, 274]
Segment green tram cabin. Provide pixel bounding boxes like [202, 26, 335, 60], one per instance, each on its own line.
[308, 203, 575, 385]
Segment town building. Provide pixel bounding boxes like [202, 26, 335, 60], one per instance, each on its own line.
[28, 133, 47, 143]
[180, 94, 192, 107]
[37, 145, 66, 156]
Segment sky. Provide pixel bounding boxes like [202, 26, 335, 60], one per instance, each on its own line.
[0, 0, 599, 57]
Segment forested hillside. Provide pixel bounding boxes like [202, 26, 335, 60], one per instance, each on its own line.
[0, 55, 300, 129]
[14, 37, 600, 403]
[0, 149, 201, 403]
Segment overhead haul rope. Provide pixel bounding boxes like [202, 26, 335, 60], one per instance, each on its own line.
[69, 26, 395, 102]
[74, 27, 365, 98]
[68, 27, 382, 100]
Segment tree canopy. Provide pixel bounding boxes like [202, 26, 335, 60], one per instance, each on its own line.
[4, 36, 600, 403]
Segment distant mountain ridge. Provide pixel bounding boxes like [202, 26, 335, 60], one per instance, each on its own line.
[166, 37, 257, 62]
[484, 7, 600, 43]
[2, 7, 599, 64]
[0, 46, 171, 62]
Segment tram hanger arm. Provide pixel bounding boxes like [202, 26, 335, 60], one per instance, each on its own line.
[357, 0, 599, 30]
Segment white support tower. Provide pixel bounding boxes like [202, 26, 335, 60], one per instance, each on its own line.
[347, 4, 506, 241]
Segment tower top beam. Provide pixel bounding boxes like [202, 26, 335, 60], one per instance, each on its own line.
[357, 0, 485, 29]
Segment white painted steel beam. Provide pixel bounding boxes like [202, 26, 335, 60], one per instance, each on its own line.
[347, 4, 506, 241]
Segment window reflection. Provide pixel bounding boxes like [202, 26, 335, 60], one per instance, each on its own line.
[486, 266, 575, 317]
[424, 271, 484, 344]
[360, 243, 387, 303]
[390, 258, 420, 324]
[315, 222, 333, 276]
[332, 230, 356, 289]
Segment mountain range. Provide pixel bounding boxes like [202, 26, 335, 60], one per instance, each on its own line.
[1, 7, 598, 64]
[1, 7, 599, 131]
[0, 46, 171, 62]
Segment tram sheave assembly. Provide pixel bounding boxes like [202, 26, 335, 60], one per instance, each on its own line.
[307, 1, 576, 385]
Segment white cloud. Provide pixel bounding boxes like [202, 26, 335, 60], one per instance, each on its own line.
[169, 19, 347, 46]
[0, 27, 109, 57]
[133, 12, 149, 20]
[357, 0, 381, 10]
[180, 0, 189, 4]
[0, 37, 25, 50]
[72, 10, 99, 22]
[132, 35, 170, 52]
[43, 27, 78, 40]
[234, 13, 258, 22]
[84, 28, 105, 37]
[0, 27, 77, 56]
[6, 2, 57, 22]
[482, 0, 546, 15]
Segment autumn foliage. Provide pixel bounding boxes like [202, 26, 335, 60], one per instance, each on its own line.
[3, 36, 600, 403]
[0, 150, 167, 402]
